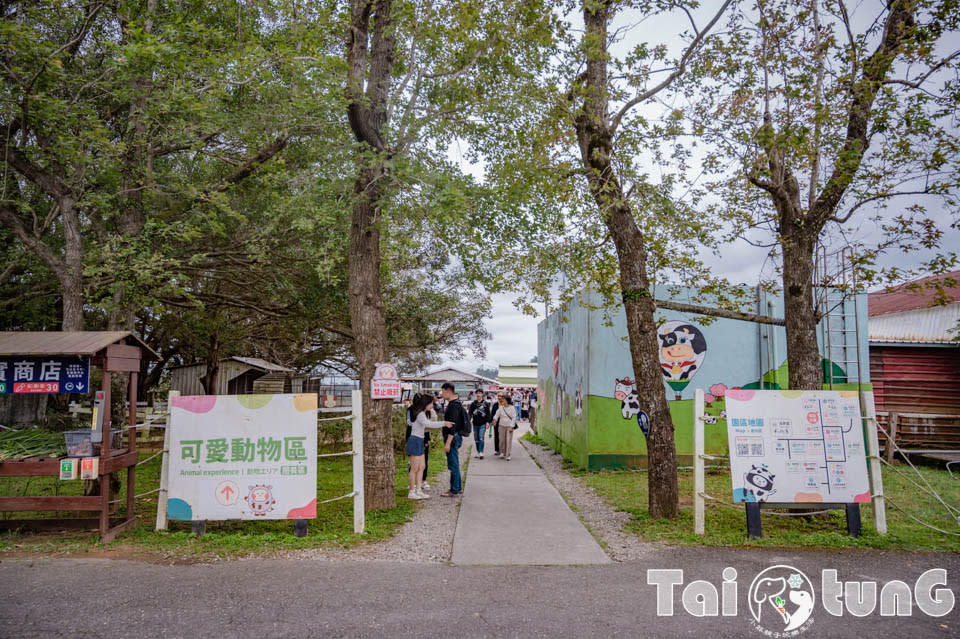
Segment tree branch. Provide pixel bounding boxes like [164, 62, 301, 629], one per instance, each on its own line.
[610, 0, 732, 134]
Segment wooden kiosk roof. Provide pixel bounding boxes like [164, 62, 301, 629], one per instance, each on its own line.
[0, 331, 158, 359]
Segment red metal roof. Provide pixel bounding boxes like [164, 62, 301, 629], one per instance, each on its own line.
[868, 270, 960, 317]
[0, 331, 158, 359]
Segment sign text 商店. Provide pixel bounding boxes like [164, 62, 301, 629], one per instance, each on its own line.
[0, 356, 90, 394]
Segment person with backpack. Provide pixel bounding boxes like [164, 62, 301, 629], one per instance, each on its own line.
[440, 382, 470, 497]
[468, 388, 489, 459]
[491, 393, 518, 460]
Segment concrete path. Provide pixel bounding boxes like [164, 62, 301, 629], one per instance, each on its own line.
[451, 425, 611, 565]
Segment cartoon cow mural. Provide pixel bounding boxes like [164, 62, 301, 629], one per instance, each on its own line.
[614, 377, 650, 436]
[614, 377, 641, 419]
[658, 321, 708, 399]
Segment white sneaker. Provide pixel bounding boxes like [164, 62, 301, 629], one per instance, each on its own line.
[416, 489, 430, 499]
[422, 482, 432, 491]
[408, 490, 422, 500]
[479, 453, 484, 459]
[505, 455, 511, 460]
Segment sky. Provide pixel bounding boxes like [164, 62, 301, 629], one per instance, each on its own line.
[438, 2, 960, 377]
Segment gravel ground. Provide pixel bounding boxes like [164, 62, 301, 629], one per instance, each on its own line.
[287, 439, 473, 563]
[519, 435, 655, 562]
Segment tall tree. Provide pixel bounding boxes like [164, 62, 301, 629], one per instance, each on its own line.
[340, 0, 555, 509]
[688, 0, 960, 389]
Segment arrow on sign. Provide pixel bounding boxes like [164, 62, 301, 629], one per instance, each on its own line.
[221, 485, 235, 500]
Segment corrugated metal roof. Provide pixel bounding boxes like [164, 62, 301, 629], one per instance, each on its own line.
[0, 331, 159, 358]
[868, 304, 960, 345]
[229, 356, 291, 372]
[402, 367, 498, 384]
[497, 364, 537, 379]
[869, 270, 960, 316]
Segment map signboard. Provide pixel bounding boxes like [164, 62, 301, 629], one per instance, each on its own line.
[167, 393, 318, 521]
[0, 356, 90, 394]
[725, 390, 870, 504]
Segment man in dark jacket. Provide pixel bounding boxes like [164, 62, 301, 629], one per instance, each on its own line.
[487, 391, 501, 456]
[469, 388, 488, 459]
[440, 382, 466, 496]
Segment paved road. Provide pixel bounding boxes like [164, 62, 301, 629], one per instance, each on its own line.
[1, 547, 957, 638]
[452, 427, 609, 565]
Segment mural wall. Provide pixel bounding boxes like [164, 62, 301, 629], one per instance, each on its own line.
[537, 287, 870, 470]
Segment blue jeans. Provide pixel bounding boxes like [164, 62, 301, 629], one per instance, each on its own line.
[472, 424, 486, 454]
[446, 434, 462, 494]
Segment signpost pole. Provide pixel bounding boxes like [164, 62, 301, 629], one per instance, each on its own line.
[861, 391, 887, 535]
[155, 390, 178, 531]
[694, 389, 705, 536]
[352, 389, 365, 534]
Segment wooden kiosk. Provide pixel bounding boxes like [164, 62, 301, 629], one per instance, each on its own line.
[0, 332, 157, 542]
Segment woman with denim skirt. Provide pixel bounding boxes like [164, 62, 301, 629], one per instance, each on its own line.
[406, 393, 450, 499]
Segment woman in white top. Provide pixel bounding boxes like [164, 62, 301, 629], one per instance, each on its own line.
[406, 393, 449, 499]
[491, 393, 518, 460]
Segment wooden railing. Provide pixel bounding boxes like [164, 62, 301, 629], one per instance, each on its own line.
[876, 411, 960, 461]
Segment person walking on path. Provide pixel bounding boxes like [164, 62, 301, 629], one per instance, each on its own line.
[512, 389, 523, 421]
[405, 394, 449, 500]
[469, 388, 488, 459]
[487, 391, 501, 456]
[528, 388, 538, 433]
[491, 393, 518, 460]
[440, 382, 468, 497]
[521, 391, 530, 421]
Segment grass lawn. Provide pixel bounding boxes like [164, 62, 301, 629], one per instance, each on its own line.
[0, 441, 450, 559]
[523, 433, 960, 552]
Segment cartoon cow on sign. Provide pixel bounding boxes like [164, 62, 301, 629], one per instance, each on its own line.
[743, 465, 776, 502]
[245, 484, 277, 517]
[614, 377, 641, 419]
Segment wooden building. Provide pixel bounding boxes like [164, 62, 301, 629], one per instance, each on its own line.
[869, 271, 960, 455]
[169, 357, 293, 396]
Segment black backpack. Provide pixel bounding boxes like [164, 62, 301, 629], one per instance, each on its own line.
[450, 399, 472, 437]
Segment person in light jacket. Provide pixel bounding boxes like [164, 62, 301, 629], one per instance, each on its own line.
[406, 394, 450, 499]
[491, 393, 518, 460]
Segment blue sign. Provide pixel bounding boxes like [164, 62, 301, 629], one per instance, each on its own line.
[0, 356, 91, 394]
[637, 410, 650, 437]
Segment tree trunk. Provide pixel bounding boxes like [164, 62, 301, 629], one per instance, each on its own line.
[59, 197, 85, 332]
[349, 161, 395, 511]
[200, 333, 220, 395]
[608, 207, 679, 519]
[780, 232, 822, 390]
[345, 0, 398, 512]
[576, 0, 678, 518]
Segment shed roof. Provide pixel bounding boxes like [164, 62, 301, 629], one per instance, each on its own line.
[169, 356, 292, 372]
[0, 331, 158, 359]
[868, 304, 960, 345]
[402, 367, 498, 384]
[229, 356, 292, 372]
[868, 270, 960, 317]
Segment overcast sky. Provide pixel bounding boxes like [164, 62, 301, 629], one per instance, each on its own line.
[439, 3, 959, 376]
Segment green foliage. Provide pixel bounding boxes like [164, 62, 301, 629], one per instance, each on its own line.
[682, 0, 960, 289]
